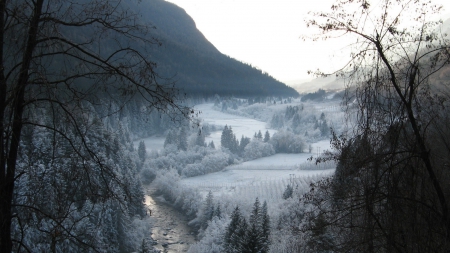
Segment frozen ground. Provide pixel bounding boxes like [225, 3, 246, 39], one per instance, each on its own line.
[194, 103, 277, 148]
[138, 102, 338, 209]
[180, 137, 335, 209]
[133, 103, 278, 151]
[134, 102, 341, 152]
[181, 138, 335, 197]
[227, 139, 333, 170]
[180, 165, 335, 213]
[181, 167, 335, 189]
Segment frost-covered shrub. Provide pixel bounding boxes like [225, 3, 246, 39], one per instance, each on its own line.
[160, 144, 178, 155]
[270, 130, 306, 153]
[240, 103, 274, 122]
[201, 152, 230, 173]
[139, 167, 155, 185]
[182, 163, 205, 177]
[174, 187, 203, 218]
[180, 149, 230, 177]
[243, 140, 275, 161]
[145, 145, 231, 179]
[153, 169, 204, 223]
[303, 128, 321, 141]
[187, 217, 228, 253]
[129, 217, 155, 252]
[152, 168, 181, 202]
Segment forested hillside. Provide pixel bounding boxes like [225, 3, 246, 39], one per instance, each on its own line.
[129, 0, 298, 97]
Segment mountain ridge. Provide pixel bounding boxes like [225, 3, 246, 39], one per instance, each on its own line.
[134, 0, 298, 97]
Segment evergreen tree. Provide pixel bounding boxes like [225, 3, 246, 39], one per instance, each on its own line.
[263, 131, 270, 142]
[282, 184, 294, 199]
[242, 198, 271, 253]
[201, 191, 215, 228]
[256, 130, 263, 140]
[320, 119, 329, 137]
[208, 140, 215, 149]
[177, 127, 188, 151]
[292, 113, 301, 129]
[244, 222, 260, 253]
[213, 203, 222, 219]
[306, 212, 334, 252]
[164, 130, 176, 147]
[260, 201, 271, 253]
[221, 125, 231, 148]
[249, 198, 261, 227]
[245, 198, 262, 253]
[221, 125, 238, 154]
[224, 206, 247, 253]
[221, 102, 228, 112]
[234, 218, 248, 253]
[239, 136, 251, 155]
[270, 114, 284, 129]
[138, 141, 146, 162]
[231, 133, 239, 154]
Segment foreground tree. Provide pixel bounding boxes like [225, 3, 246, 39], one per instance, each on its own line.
[224, 206, 248, 253]
[305, 0, 450, 251]
[0, 0, 189, 251]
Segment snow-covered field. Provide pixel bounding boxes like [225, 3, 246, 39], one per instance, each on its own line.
[181, 167, 334, 190]
[226, 139, 332, 170]
[180, 164, 334, 213]
[134, 101, 342, 152]
[194, 103, 277, 148]
[142, 102, 338, 208]
[180, 137, 335, 206]
[134, 103, 278, 151]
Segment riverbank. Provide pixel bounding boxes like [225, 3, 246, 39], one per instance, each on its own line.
[145, 187, 196, 253]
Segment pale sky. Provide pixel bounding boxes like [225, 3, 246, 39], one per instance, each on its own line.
[166, 0, 450, 85]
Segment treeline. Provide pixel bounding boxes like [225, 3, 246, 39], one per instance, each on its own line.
[270, 105, 329, 139]
[223, 199, 270, 253]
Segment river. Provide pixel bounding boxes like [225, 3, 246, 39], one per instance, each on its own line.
[145, 187, 196, 253]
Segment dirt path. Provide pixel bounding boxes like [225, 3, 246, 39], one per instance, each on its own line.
[145, 188, 196, 253]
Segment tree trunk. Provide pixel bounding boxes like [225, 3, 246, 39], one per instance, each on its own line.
[0, 1, 43, 251]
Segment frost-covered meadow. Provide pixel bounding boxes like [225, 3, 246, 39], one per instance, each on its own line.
[194, 103, 277, 149]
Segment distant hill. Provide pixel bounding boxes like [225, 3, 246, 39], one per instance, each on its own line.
[292, 18, 450, 95]
[292, 76, 346, 93]
[132, 0, 298, 97]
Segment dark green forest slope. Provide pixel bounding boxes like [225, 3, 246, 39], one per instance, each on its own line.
[129, 0, 298, 97]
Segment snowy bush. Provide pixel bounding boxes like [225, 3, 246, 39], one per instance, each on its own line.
[243, 140, 275, 161]
[187, 217, 228, 253]
[152, 168, 181, 202]
[153, 169, 203, 219]
[174, 187, 203, 218]
[270, 130, 306, 153]
[140, 167, 155, 185]
[182, 163, 205, 177]
[201, 152, 230, 173]
[180, 150, 230, 177]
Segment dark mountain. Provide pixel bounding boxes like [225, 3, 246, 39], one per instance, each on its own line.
[133, 0, 298, 97]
